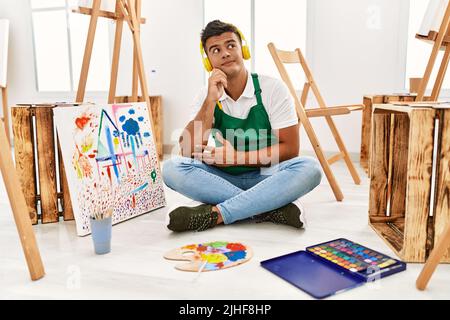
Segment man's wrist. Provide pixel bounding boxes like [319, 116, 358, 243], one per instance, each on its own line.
[205, 96, 217, 107]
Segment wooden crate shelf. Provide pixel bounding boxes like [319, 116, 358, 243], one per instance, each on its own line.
[369, 103, 450, 263]
[360, 94, 432, 176]
[11, 104, 76, 225]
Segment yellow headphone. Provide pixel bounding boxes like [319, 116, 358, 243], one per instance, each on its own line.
[200, 28, 251, 72]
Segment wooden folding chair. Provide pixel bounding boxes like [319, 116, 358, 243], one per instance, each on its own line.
[268, 42, 363, 201]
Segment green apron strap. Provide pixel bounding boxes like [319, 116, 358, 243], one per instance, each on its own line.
[251, 73, 263, 106]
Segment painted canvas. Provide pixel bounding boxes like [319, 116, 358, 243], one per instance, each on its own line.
[418, 0, 449, 36]
[54, 103, 166, 236]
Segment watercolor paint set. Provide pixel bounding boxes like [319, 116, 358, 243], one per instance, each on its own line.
[261, 238, 406, 299]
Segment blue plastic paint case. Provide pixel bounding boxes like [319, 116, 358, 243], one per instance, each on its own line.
[260, 238, 407, 299]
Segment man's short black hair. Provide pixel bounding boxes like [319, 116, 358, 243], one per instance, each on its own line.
[201, 20, 242, 51]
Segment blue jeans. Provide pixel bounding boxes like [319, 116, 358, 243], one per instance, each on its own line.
[162, 156, 322, 225]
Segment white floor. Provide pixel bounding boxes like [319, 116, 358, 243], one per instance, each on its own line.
[1, 157, 450, 300]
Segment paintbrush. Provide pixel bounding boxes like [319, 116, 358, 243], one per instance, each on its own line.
[192, 259, 208, 283]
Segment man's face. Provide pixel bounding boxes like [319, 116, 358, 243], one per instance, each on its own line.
[205, 32, 245, 77]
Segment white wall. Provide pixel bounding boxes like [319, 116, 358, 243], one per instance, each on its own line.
[302, 0, 409, 154]
[1, 0, 415, 154]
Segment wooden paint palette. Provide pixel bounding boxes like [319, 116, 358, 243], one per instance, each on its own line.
[164, 241, 253, 272]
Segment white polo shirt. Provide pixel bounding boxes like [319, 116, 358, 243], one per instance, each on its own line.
[189, 72, 299, 130]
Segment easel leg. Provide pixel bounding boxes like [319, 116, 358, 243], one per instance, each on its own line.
[417, 3, 450, 101]
[431, 45, 450, 101]
[108, 2, 124, 104]
[1, 87, 10, 144]
[0, 119, 45, 281]
[127, 1, 157, 147]
[417, 224, 450, 290]
[131, 0, 141, 102]
[76, 0, 101, 102]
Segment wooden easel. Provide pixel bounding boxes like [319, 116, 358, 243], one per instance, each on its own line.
[416, 1, 450, 101]
[412, 2, 450, 289]
[0, 86, 9, 143]
[74, 0, 157, 148]
[417, 224, 450, 290]
[0, 119, 45, 281]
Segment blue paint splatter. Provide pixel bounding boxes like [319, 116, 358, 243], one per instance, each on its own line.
[119, 116, 126, 123]
[130, 135, 137, 165]
[143, 132, 151, 138]
[129, 109, 136, 115]
[131, 183, 149, 195]
[122, 119, 140, 136]
[138, 117, 144, 122]
[106, 126, 120, 182]
[224, 251, 246, 262]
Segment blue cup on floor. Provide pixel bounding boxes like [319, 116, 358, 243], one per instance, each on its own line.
[90, 217, 112, 255]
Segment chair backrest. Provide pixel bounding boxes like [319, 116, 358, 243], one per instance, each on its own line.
[268, 42, 329, 115]
[268, 42, 309, 122]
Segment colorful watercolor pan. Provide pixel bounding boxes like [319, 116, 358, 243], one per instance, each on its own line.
[261, 239, 406, 299]
[306, 239, 402, 276]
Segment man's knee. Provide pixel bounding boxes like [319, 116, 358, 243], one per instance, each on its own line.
[291, 156, 323, 187]
[304, 157, 323, 188]
[162, 157, 190, 189]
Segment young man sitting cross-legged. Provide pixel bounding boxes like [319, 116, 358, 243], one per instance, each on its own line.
[162, 20, 322, 232]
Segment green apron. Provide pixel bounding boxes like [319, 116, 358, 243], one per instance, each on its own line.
[213, 73, 278, 175]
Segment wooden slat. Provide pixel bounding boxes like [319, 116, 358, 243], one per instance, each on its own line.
[389, 114, 410, 218]
[57, 140, 74, 221]
[305, 106, 349, 118]
[11, 107, 37, 224]
[434, 109, 450, 262]
[370, 222, 404, 254]
[369, 112, 391, 217]
[403, 96, 417, 102]
[300, 82, 310, 106]
[305, 105, 363, 118]
[150, 96, 163, 160]
[327, 152, 344, 165]
[415, 31, 450, 46]
[402, 109, 436, 262]
[360, 96, 383, 174]
[272, 48, 299, 64]
[369, 216, 404, 224]
[35, 107, 59, 224]
[73, 7, 146, 23]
